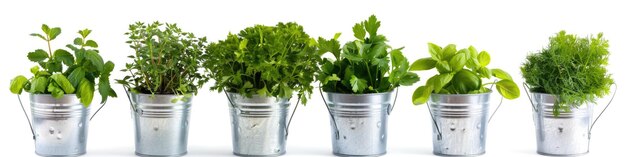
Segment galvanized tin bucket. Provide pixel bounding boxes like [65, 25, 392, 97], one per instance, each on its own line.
[225, 92, 296, 156]
[523, 83, 616, 156]
[130, 93, 192, 157]
[29, 94, 90, 157]
[427, 92, 500, 156]
[321, 90, 395, 156]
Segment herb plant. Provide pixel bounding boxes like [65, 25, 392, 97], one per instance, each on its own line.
[317, 15, 419, 94]
[204, 22, 320, 104]
[117, 22, 208, 98]
[411, 43, 520, 105]
[521, 31, 613, 115]
[9, 24, 117, 107]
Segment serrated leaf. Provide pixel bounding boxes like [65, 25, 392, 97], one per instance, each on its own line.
[410, 58, 437, 71]
[51, 74, 75, 93]
[79, 29, 91, 38]
[496, 79, 520, 99]
[352, 23, 366, 40]
[48, 27, 61, 40]
[350, 75, 367, 93]
[77, 79, 94, 106]
[68, 67, 85, 87]
[46, 61, 62, 73]
[85, 50, 104, 71]
[10, 75, 28, 94]
[54, 49, 74, 66]
[478, 51, 490, 67]
[27, 49, 48, 62]
[73, 38, 83, 45]
[324, 74, 341, 83]
[492, 68, 513, 80]
[412, 85, 433, 105]
[364, 15, 380, 36]
[41, 24, 50, 34]
[366, 43, 386, 59]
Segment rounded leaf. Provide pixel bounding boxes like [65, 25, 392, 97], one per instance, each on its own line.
[410, 58, 437, 71]
[496, 79, 520, 99]
[412, 85, 433, 105]
[478, 51, 490, 67]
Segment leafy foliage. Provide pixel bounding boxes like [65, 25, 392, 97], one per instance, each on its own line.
[117, 22, 208, 100]
[9, 24, 117, 107]
[204, 22, 320, 104]
[411, 43, 520, 105]
[317, 15, 419, 94]
[521, 31, 613, 115]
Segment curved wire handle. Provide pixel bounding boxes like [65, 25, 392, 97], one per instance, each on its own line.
[123, 86, 138, 114]
[319, 85, 340, 140]
[387, 88, 399, 115]
[285, 96, 300, 139]
[589, 83, 617, 133]
[486, 80, 504, 123]
[426, 101, 442, 141]
[522, 83, 538, 112]
[17, 94, 35, 140]
[89, 100, 109, 121]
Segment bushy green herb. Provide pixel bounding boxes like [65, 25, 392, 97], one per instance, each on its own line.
[204, 22, 320, 104]
[10, 24, 117, 107]
[317, 15, 419, 94]
[411, 43, 520, 105]
[521, 31, 613, 115]
[117, 22, 208, 100]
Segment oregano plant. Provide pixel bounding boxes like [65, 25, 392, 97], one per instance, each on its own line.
[204, 22, 320, 104]
[317, 15, 419, 94]
[410, 43, 520, 105]
[9, 24, 117, 107]
[521, 31, 613, 116]
[116, 22, 208, 101]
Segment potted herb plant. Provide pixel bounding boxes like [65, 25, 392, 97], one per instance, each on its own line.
[521, 31, 614, 156]
[316, 15, 419, 156]
[410, 43, 520, 156]
[116, 22, 208, 157]
[9, 24, 116, 156]
[203, 22, 319, 156]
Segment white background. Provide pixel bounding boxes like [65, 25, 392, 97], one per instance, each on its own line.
[0, 0, 624, 156]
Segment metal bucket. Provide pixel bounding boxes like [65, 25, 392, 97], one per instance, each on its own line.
[427, 92, 495, 156]
[531, 93, 593, 155]
[30, 94, 89, 157]
[322, 91, 394, 156]
[226, 92, 292, 156]
[130, 93, 192, 157]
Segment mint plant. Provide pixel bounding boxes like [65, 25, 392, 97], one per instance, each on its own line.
[116, 22, 208, 100]
[410, 43, 520, 105]
[10, 24, 117, 107]
[317, 15, 419, 94]
[521, 31, 613, 115]
[204, 22, 320, 104]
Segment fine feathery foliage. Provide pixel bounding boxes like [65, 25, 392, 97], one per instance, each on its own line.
[411, 43, 520, 105]
[204, 22, 320, 104]
[521, 31, 613, 115]
[9, 24, 117, 107]
[317, 15, 419, 94]
[117, 22, 208, 101]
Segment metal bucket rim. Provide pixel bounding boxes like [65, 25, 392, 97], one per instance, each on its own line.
[430, 90, 492, 97]
[226, 92, 290, 101]
[30, 93, 77, 97]
[130, 93, 193, 104]
[322, 89, 395, 97]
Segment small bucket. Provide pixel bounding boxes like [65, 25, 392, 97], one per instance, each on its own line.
[130, 93, 192, 157]
[30, 94, 89, 157]
[321, 91, 394, 156]
[427, 92, 498, 156]
[225, 92, 293, 156]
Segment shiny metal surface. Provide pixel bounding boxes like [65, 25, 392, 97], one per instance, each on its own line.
[130, 93, 192, 157]
[31, 94, 89, 157]
[227, 93, 289, 156]
[531, 93, 593, 156]
[324, 91, 392, 156]
[428, 93, 491, 156]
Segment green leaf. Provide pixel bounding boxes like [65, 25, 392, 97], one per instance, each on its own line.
[238, 39, 248, 50]
[84, 40, 98, 48]
[30, 77, 48, 93]
[449, 51, 467, 72]
[399, 72, 420, 86]
[30, 66, 40, 75]
[410, 58, 437, 71]
[98, 79, 115, 104]
[85, 50, 104, 71]
[46, 61, 62, 73]
[364, 15, 380, 36]
[492, 68, 513, 80]
[366, 43, 386, 59]
[54, 49, 74, 66]
[432, 73, 454, 93]
[496, 79, 520, 99]
[352, 23, 366, 40]
[41, 24, 50, 35]
[77, 79, 94, 106]
[324, 74, 341, 83]
[48, 27, 61, 40]
[477, 67, 492, 79]
[412, 85, 433, 105]
[427, 43, 442, 61]
[451, 69, 481, 94]
[73, 38, 83, 45]
[103, 61, 115, 73]
[79, 29, 91, 38]
[30, 33, 46, 40]
[441, 44, 457, 61]
[256, 85, 269, 96]
[68, 67, 85, 87]
[10, 75, 28, 94]
[47, 82, 65, 98]
[435, 61, 451, 73]
[51, 74, 75, 93]
[27, 49, 49, 62]
[390, 48, 405, 68]
[478, 51, 490, 67]
[350, 75, 367, 93]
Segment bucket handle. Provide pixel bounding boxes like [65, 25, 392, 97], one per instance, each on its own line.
[387, 88, 399, 115]
[224, 92, 241, 115]
[522, 83, 538, 112]
[589, 83, 617, 133]
[16, 94, 36, 140]
[123, 86, 138, 114]
[284, 96, 300, 139]
[426, 102, 443, 141]
[319, 85, 341, 140]
[88, 100, 109, 121]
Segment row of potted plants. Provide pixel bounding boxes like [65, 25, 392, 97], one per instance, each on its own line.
[9, 15, 615, 157]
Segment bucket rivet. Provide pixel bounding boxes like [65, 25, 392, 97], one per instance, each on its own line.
[48, 127, 55, 134]
[558, 127, 563, 133]
[251, 124, 258, 129]
[343, 136, 347, 139]
[78, 122, 83, 128]
[153, 127, 159, 131]
[376, 121, 382, 128]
